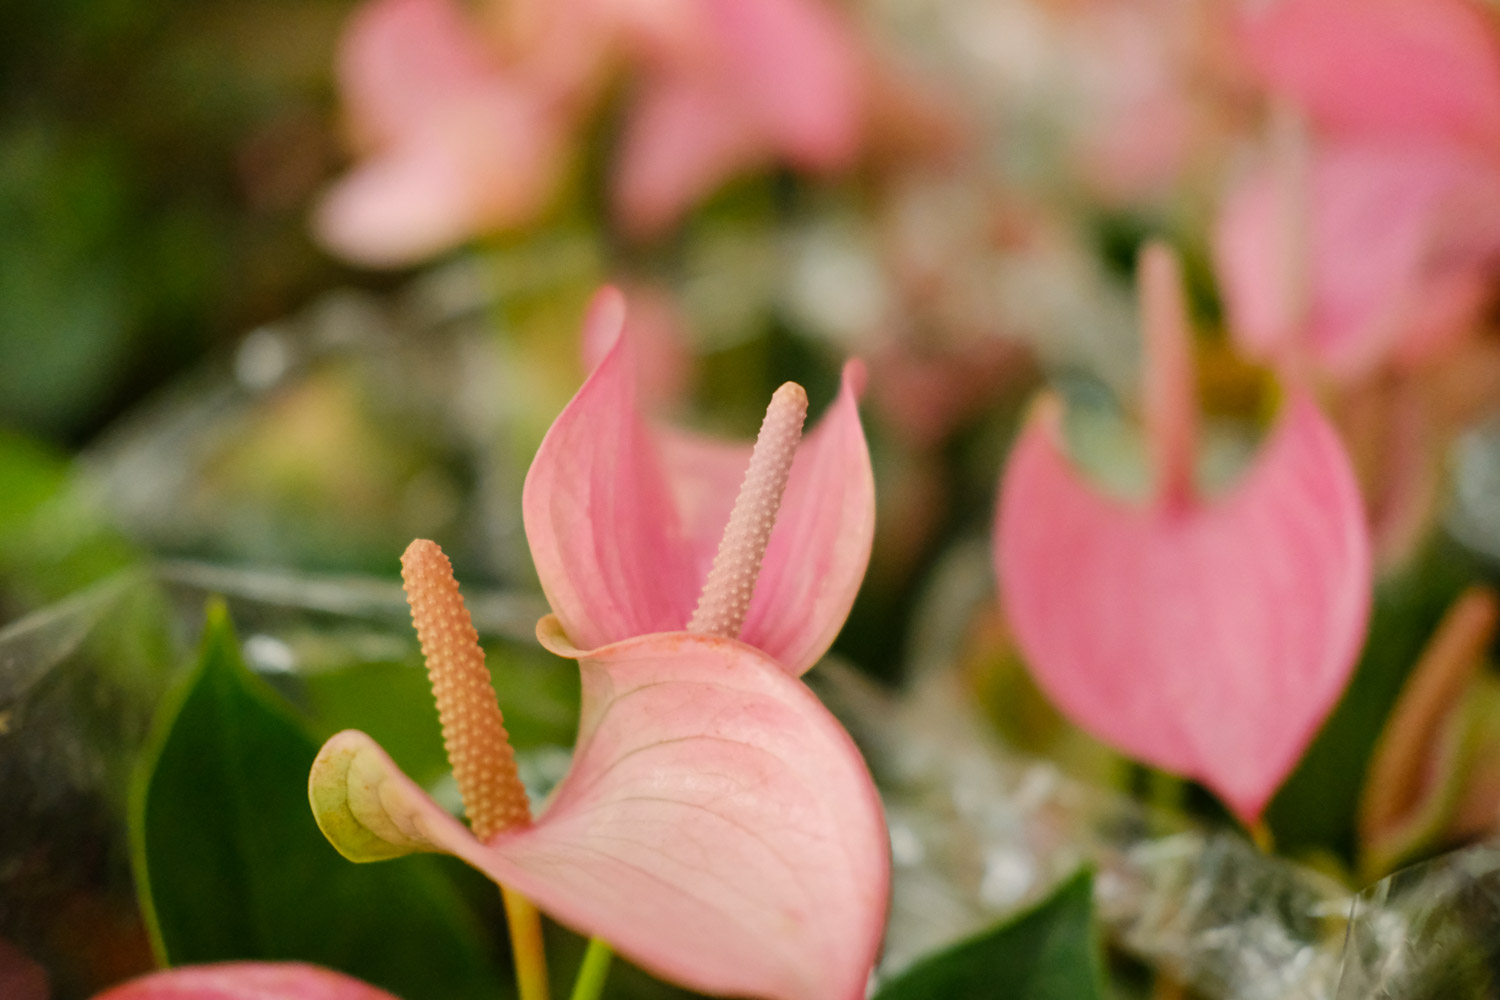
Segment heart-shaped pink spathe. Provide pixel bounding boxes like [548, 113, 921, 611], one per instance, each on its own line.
[91, 963, 401, 1000]
[522, 287, 875, 676]
[995, 245, 1372, 823]
[311, 622, 889, 1000]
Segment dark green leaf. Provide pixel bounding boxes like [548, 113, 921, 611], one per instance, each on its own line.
[873, 870, 1109, 1000]
[130, 602, 510, 1000]
[1268, 536, 1482, 858]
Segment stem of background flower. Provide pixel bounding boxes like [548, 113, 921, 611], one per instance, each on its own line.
[502, 886, 551, 1000]
[568, 938, 614, 1000]
[1249, 819, 1275, 853]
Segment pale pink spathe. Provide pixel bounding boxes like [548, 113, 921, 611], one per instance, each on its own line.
[311, 625, 889, 1000]
[523, 288, 874, 674]
[995, 245, 1372, 823]
[92, 964, 400, 1000]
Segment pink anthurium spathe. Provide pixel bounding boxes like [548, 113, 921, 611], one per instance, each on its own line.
[91, 963, 401, 1000]
[994, 244, 1372, 823]
[310, 540, 888, 1000]
[523, 287, 875, 675]
[1215, 0, 1500, 380]
[1215, 139, 1500, 379]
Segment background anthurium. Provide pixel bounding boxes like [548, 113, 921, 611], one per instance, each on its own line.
[313, 0, 569, 267]
[1214, 0, 1500, 380]
[522, 287, 875, 675]
[994, 244, 1372, 824]
[310, 542, 889, 1000]
[92, 962, 402, 1000]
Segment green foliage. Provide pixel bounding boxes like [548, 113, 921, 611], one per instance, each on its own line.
[130, 602, 511, 1000]
[0, 427, 140, 606]
[1267, 537, 1482, 859]
[873, 870, 1109, 1000]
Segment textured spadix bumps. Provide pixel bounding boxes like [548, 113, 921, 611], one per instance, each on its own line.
[995, 245, 1372, 823]
[523, 287, 875, 673]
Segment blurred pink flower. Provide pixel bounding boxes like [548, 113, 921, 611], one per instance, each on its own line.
[525, 288, 875, 674]
[315, 0, 869, 264]
[995, 245, 1371, 823]
[91, 963, 400, 1000]
[314, 0, 570, 267]
[612, 0, 865, 236]
[1214, 0, 1500, 380]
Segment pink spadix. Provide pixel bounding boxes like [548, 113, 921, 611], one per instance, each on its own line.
[995, 243, 1372, 823]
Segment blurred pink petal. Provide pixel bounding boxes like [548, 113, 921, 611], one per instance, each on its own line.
[92, 963, 400, 1000]
[524, 288, 873, 673]
[1238, 0, 1500, 146]
[317, 0, 567, 266]
[312, 624, 888, 1000]
[995, 246, 1371, 822]
[0, 938, 47, 1000]
[336, 0, 499, 148]
[1215, 141, 1500, 379]
[613, 71, 766, 236]
[613, 0, 864, 234]
[707, 0, 863, 167]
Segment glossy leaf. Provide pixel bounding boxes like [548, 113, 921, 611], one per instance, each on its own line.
[872, 871, 1107, 1000]
[130, 604, 505, 1000]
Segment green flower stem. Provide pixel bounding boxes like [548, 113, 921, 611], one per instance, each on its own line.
[502, 886, 551, 1000]
[568, 938, 614, 1000]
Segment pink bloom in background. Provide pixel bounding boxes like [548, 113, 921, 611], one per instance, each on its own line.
[995, 244, 1372, 823]
[310, 288, 888, 998]
[91, 963, 400, 1000]
[612, 0, 865, 236]
[525, 287, 875, 674]
[315, 0, 870, 264]
[1214, 0, 1500, 380]
[314, 0, 570, 267]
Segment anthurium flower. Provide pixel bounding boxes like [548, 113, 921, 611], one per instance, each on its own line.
[91, 963, 401, 1000]
[994, 244, 1372, 824]
[311, 538, 888, 1000]
[1214, 0, 1500, 380]
[311, 327, 886, 996]
[523, 287, 875, 675]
